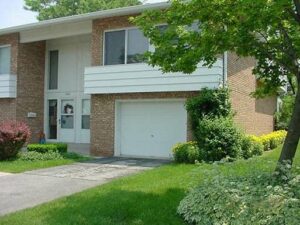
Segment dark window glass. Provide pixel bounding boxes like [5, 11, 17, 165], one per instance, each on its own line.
[104, 30, 125, 65]
[127, 29, 149, 64]
[48, 100, 57, 139]
[49, 50, 58, 90]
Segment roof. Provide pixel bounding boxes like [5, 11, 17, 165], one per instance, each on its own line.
[0, 2, 169, 35]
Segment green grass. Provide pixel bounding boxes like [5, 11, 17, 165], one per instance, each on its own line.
[0, 153, 89, 173]
[0, 146, 299, 225]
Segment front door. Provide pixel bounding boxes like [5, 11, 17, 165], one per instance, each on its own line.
[59, 99, 75, 143]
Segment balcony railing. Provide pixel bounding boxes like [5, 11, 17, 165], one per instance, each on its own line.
[0, 74, 17, 98]
[84, 60, 223, 94]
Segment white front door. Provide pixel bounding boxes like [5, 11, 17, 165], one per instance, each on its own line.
[59, 99, 75, 143]
[117, 100, 187, 158]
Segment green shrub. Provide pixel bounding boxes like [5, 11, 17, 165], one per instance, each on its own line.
[27, 143, 68, 154]
[241, 136, 253, 159]
[172, 142, 203, 163]
[178, 167, 300, 225]
[53, 143, 68, 153]
[19, 151, 63, 161]
[195, 117, 243, 161]
[241, 136, 264, 159]
[186, 88, 232, 128]
[27, 144, 57, 153]
[251, 141, 264, 156]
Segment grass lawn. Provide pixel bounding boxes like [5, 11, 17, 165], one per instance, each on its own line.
[0, 146, 299, 225]
[0, 153, 89, 173]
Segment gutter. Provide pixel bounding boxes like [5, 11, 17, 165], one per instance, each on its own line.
[0, 2, 170, 35]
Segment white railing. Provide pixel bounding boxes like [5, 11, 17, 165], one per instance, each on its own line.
[84, 60, 223, 94]
[0, 74, 17, 98]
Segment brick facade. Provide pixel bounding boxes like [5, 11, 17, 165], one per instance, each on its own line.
[227, 53, 276, 135]
[16, 41, 46, 143]
[91, 92, 197, 156]
[0, 32, 45, 143]
[0, 33, 19, 123]
[90, 16, 277, 157]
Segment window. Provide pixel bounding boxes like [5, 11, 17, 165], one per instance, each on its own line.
[0, 46, 11, 75]
[82, 99, 90, 129]
[61, 100, 74, 129]
[49, 50, 58, 90]
[104, 28, 149, 65]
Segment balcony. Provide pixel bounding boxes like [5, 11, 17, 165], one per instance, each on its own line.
[84, 59, 223, 94]
[0, 74, 17, 98]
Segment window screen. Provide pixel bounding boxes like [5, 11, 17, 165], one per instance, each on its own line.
[0, 46, 11, 74]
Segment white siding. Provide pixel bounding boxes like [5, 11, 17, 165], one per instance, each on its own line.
[0, 74, 17, 98]
[84, 60, 223, 94]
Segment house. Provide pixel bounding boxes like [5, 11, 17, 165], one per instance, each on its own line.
[0, 2, 276, 158]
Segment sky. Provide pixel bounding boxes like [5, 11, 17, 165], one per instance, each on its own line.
[0, 0, 166, 29]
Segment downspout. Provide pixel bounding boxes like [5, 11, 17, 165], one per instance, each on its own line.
[222, 52, 228, 87]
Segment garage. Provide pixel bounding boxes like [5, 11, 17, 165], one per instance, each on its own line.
[116, 100, 187, 158]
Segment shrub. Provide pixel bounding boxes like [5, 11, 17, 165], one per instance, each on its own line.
[172, 142, 203, 163]
[195, 117, 243, 161]
[186, 88, 232, 128]
[0, 121, 31, 160]
[251, 141, 264, 156]
[53, 143, 68, 153]
[27, 144, 57, 153]
[27, 143, 68, 154]
[19, 151, 63, 161]
[248, 131, 287, 152]
[241, 136, 264, 159]
[178, 167, 300, 225]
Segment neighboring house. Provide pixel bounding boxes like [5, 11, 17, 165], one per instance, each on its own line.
[0, 2, 276, 158]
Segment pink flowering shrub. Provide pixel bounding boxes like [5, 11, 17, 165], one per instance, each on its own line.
[0, 121, 31, 160]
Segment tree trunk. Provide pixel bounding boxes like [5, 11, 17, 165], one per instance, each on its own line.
[278, 83, 300, 165]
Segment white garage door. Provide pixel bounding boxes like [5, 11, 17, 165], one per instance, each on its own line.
[117, 100, 187, 158]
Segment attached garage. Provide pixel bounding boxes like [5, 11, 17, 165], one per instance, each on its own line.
[115, 100, 187, 158]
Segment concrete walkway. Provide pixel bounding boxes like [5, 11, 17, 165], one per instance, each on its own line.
[0, 158, 168, 216]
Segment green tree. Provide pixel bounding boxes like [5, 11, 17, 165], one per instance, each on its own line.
[133, 0, 300, 166]
[24, 0, 142, 21]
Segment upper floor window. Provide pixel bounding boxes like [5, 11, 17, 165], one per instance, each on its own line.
[0, 46, 11, 75]
[104, 28, 149, 65]
[49, 50, 59, 90]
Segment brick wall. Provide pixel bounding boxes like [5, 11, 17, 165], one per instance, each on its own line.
[227, 53, 276, 135]
[0, 32, 45, 142]
[16, 41, 46, 143]
[0, 33, 19, 123]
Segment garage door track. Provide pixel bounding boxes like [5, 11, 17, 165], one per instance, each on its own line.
[0, 157, 169, 216]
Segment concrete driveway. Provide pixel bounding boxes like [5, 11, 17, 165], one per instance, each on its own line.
[0, 158, 168, 216]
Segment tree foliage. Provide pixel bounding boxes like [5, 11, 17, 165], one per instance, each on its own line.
[134, 0, 300, 165]
[25, 0, 142, 21]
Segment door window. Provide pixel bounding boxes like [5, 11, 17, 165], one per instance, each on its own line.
[61, 100, 74, 129]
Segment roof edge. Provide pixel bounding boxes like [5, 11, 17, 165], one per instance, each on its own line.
[0, 2, 170, 35]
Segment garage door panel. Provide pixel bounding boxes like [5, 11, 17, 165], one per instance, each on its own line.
[118, 101, 187, 158]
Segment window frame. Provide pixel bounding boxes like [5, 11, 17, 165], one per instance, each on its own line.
[81, 99, 91, 130]
[48, 50, 59, 90]
[103, 27, 150, 66]
[0, 44, 11, 75]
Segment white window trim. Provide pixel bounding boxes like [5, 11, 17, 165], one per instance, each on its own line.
[103, 26, 150, 66]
